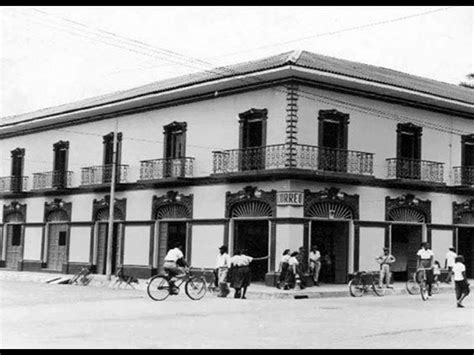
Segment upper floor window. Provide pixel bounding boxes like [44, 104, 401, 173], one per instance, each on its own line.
[163, 122, 187, 159]
[52, 141, 69, 188]
[397, 123, 422, 160]
[461, 134, 474, 167]
[103, 132, 123, 166]
[10, 148, 25, 192]
[318, 109, 349, 150]
[238, 108, 267, 150]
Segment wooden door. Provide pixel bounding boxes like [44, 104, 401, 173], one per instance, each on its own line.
[6, 224, 22, 269]
[47, 223, 68, 271]
[96, 223, 120, 274]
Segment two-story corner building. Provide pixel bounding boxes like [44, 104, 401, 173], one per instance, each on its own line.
[0, 50, 473, 284]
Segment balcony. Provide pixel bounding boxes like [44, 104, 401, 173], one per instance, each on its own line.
[213, 144, 374, 176]
[32, 170, 73, 190]
[453, 166, 474, 186]
[386, 158, 444, 183]
[0, 176, 28, 193]
[140, 157, 194, 180]
[81, 164, 129, 186]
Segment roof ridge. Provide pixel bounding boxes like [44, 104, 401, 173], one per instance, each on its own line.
[287, 49, 303, 64]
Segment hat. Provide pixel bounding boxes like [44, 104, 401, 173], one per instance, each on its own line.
[383, 247, 389, 251]
[219, 245, 228, 251]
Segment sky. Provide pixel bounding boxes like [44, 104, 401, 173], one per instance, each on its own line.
[0, 6, 472, 119]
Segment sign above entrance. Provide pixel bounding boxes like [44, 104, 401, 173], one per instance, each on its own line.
[277, 191, 304, 206]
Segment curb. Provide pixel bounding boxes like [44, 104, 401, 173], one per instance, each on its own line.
[0, 270, 455, 299]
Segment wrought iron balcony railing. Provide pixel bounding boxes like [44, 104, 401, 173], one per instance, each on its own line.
[81, 164, 129, 185]
[213, 144, 374, 175]
[0, 176, 28, 193]
[453, 166, 474, 186]
[140, 157, 194, 180]
[32, 170, 73, 190]
[386, 158, 444, 183]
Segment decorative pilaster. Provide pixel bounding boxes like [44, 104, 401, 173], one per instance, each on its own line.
[285, 83, 299, 168]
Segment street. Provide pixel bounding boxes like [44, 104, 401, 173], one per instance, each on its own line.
[0, 280, 472, 349]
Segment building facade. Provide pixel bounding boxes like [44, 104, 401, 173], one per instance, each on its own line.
[1, 50, 473, 283]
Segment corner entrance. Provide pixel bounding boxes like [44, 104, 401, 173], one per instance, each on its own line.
[390, 224, 422, 281]
[233, 220, 269, 282]
[310, 221, 348, 284]
[458, 228, 474, 278]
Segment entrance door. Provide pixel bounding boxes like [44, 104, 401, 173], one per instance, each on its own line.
[157, 221, 187, 274]
[390, 224, 422, 281]
[5, 224, 22, 269]
[47, 223, 68, 271]
[311, 221, 348, 284]
[96, 223, 120, 274]
[234, 220, 269, 282]
[458, 228, 474, 278]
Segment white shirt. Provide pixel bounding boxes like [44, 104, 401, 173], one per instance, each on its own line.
[417, 248, 434, 260]
[288, 256, 299, 266]
[164, 248, 184, 262]
[230, 255, 253, 267]
[445, 251, 457, 268]
[309, 250, 321, 262]
[453, 262, 466, 281]
[280, 254, 290, 264]
[216, 253, 231, 268]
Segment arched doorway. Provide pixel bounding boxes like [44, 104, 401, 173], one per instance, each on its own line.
[92, 196, 126, 275]
[386, 194, 431, 281]
[152, 191, 193, 274]
[3, 202, 26, 270]
[45, 207, 70, 272]
[227, 186, 276, 282]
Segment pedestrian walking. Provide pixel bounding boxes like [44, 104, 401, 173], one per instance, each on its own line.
[433, 260, 441, 285]
[376, 247, 396, 288]
[416, 242, 435, 297]
[276, 249, 291, 289]
[229, 249, 269, 299]
[215, 245, 231, 297]
[309, 245, 321, 286]
[296, 247, 307, 289]
[285, 251, 300, 290]
[453, 255, 470, 308]
[445, 246, 457, 284]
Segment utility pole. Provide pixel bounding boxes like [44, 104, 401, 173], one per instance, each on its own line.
[106, 119, 118, 281]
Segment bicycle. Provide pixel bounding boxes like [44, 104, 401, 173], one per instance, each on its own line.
[348, 271, 385, 297]
[406, 267, 439, 300]
[69, 266, 93, 286]
[147, 267, 207, 301]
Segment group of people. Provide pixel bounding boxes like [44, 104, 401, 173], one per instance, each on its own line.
[276, 245, 328, 290]
[375, 242, 470, 308]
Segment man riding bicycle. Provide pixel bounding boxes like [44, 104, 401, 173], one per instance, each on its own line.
[163, 243, 189, 294]
[416, 242, 435, 298]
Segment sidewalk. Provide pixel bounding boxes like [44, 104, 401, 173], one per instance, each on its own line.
[0, 269, 460, 299]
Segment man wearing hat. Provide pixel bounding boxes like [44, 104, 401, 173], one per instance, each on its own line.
[215, 245, 231, 297]
[376, 247, 396, 289]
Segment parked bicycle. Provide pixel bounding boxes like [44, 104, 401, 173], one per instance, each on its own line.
[406, 267, 439, 300]
[147, 267, 207, 301]
[69, 266, 93, 286]
[349, 271, 385, 297]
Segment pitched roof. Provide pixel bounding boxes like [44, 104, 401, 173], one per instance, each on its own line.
[2, 50, 473, 125]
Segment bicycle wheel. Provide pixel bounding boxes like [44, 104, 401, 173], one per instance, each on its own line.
[420, 280, 429, 301]
[185, 276, 207, 300]
[406, 278, 419, 295]
[372, 281, 385, 296]
[349, 278, 364, 297]
[147, 276, 171, 301]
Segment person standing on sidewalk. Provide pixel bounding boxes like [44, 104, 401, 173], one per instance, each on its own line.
[416, 242, 435, 297]
[445, 246, 457, 284]
[229, 249, 269, 299]
[376, 247, 396, 288]
[215, 245, 231, 297]
[309, 245, 321, 286]
[276, 249, 291, 289]
[453, 255, 470, 308]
